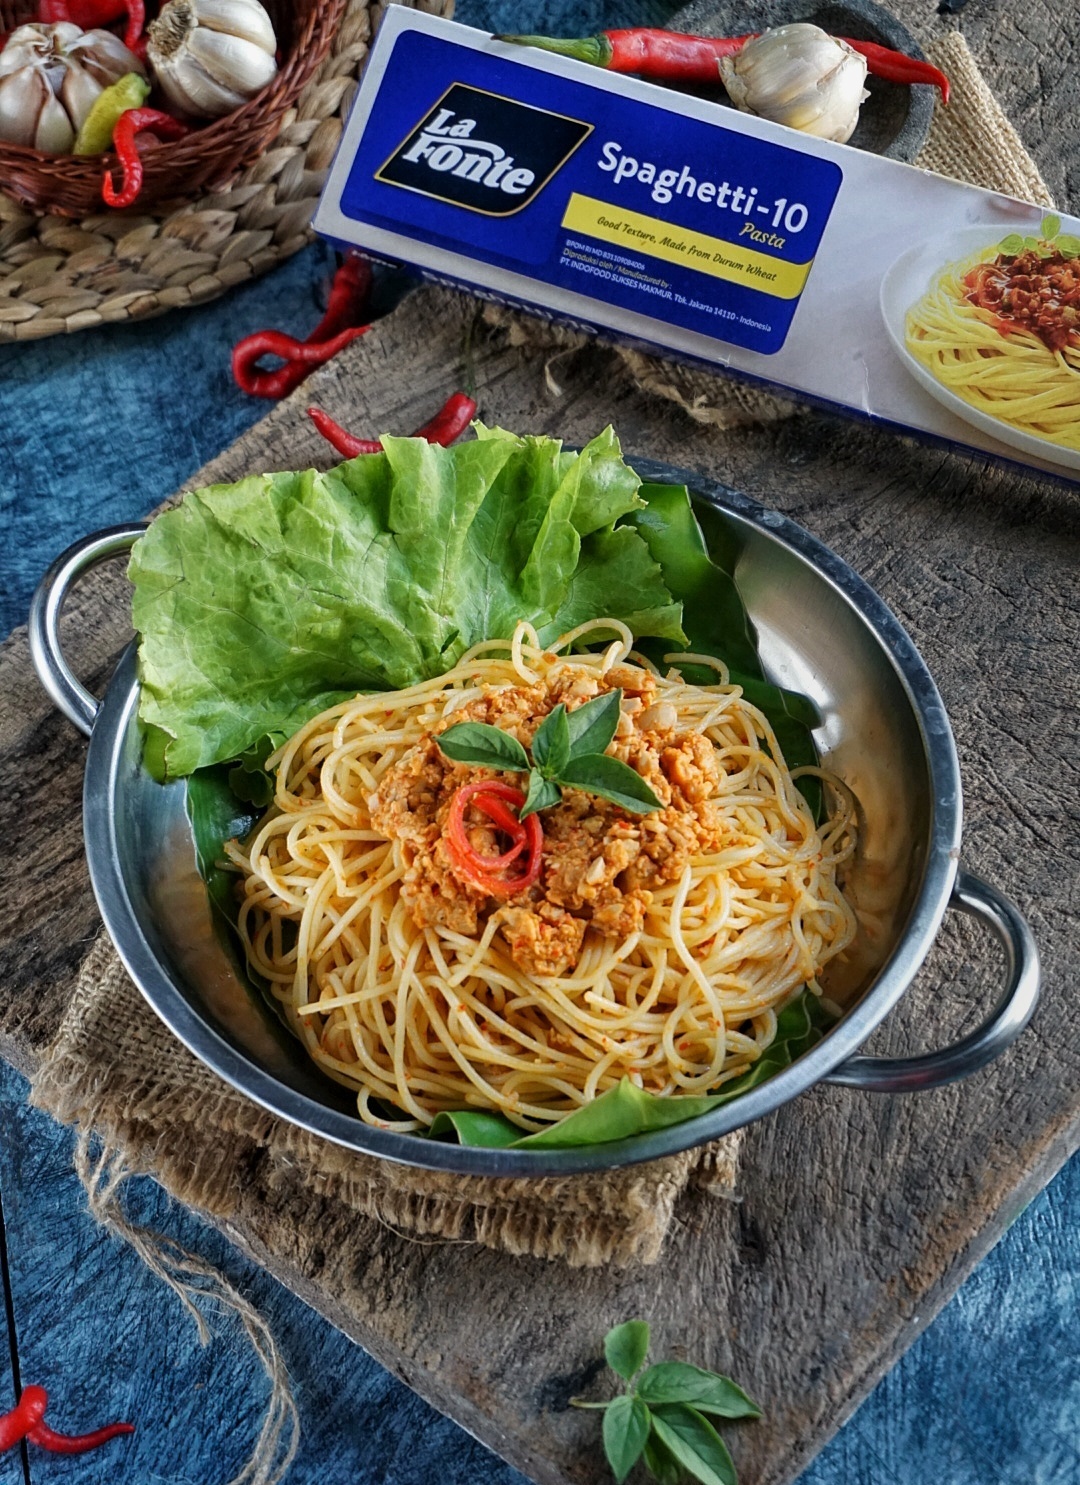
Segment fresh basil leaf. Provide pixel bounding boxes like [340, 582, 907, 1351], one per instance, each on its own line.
[532, 704, 571, 777]
[1056, 233, 1080, 257]
[649, 1404, 737, 1485]
[637, 1363, 762, 1419]
[437, 722, 529, 773]
[566, 687, 621, 759]
[603, 1395, 651, 1484]
[604, 1320, 651, 1381]
[1042, 213, 1061, 241]
[643, 1432, 683, 1485]
[428, 1110, 523, 1147]
[998, 233, 1024, 255]
[559, 754, 663, 814]
[519, 771, 562, 820]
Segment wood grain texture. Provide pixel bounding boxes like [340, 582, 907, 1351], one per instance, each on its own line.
[1, 280, 1077, 1485]
[1, 4, 1079, 1478]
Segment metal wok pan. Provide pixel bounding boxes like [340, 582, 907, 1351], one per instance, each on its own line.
[29, 461, 1040, 1175]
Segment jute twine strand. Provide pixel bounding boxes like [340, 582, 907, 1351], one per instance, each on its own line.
[75, 1128, 301, 1485]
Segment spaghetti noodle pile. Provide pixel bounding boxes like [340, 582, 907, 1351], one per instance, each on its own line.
[906, 242, 1080, 452]
[225, 621, 857, 1132]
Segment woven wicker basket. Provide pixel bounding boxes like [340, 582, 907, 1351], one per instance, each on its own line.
[0, 0, 346, 215]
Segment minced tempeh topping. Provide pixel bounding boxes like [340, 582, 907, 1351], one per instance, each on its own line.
[370, 665, 730, 978]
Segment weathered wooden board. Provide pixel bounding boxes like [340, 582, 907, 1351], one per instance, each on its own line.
[2, 5, 1079, 1479]
[1, 278, 1078, 1485]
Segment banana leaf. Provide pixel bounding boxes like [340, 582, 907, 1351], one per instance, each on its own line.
[626, 483, 823, 821]
[428, 990, 836, 1148]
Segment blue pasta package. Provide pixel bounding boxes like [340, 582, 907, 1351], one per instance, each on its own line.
[314, 11, 1080, 482]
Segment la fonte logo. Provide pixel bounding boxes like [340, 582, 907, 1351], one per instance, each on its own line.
[377, 85, 593, 216]
[401, 107, 536, 195]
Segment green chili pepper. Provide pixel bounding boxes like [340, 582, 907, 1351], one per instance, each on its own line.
[72, 72, 150, 156]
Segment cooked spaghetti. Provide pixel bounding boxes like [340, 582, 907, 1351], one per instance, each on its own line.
[225, 620, 857, 1132]
[905, 241, 1080, 452]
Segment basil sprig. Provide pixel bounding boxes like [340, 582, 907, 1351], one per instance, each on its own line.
[573, 1321, 761, 1485]
[436, 689, 662, 819]
[999, 212, 1080, 260]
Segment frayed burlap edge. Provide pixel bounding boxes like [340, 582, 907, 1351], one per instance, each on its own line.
[482, 34, 1053, 430]
[31, 933, 744, 1271]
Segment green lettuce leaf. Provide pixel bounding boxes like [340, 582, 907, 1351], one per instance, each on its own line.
[131, 429, 684, 780]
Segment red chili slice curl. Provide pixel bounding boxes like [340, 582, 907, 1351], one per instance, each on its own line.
[444, 782, 543, 895]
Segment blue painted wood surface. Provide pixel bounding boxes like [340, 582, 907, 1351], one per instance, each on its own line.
[1, 1051, 1078, 1483]
[0, 1060, 530, 1485]
[0, 1168, 20, 1485]
[0, 1, 1078, 1477]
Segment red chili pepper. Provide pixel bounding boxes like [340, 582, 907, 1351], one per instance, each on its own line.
[306, 407, 383, 457]
[27, 1420, 136, 1455]
[40, 0, 143, 35]
[102, 107, 189, 210]
[122, 0, 146, 54]
[39, 0, 146, 48]
[311, 252, 373, 343]
[839, 38, 950, 106]
[232, 253, 374, 399]
[306, 392, 478, 459]
[500, 29, 949, 103]
[232, 324, 370, 400]
[0, 1385, 47, 1452]
[1, 1385, 133, 1457]
[411, 392, 479, 446]
[498, 29, 751, 83]
[444, 782, 543, 896]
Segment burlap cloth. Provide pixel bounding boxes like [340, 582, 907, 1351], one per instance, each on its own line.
[28, 32, 1053, 1278]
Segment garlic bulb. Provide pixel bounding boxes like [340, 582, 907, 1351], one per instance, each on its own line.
[719, 24, 869, 145]
[147, 0, 277, 120]
[0, 22, 146, 153]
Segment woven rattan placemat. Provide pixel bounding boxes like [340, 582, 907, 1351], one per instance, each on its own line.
[0, 0, 451, 342]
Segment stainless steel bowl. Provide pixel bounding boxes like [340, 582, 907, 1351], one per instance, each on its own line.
[30, 462, 1040, 1175]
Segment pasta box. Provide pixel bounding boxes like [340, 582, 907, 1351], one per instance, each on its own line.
[313, 10, 1080, 483]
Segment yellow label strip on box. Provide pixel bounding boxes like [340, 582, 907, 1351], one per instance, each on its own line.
[561, 193, 813, 301]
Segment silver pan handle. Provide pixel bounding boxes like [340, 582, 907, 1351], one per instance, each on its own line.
[28, 524, 146, 738]
[824, 868, 1040, 1092]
